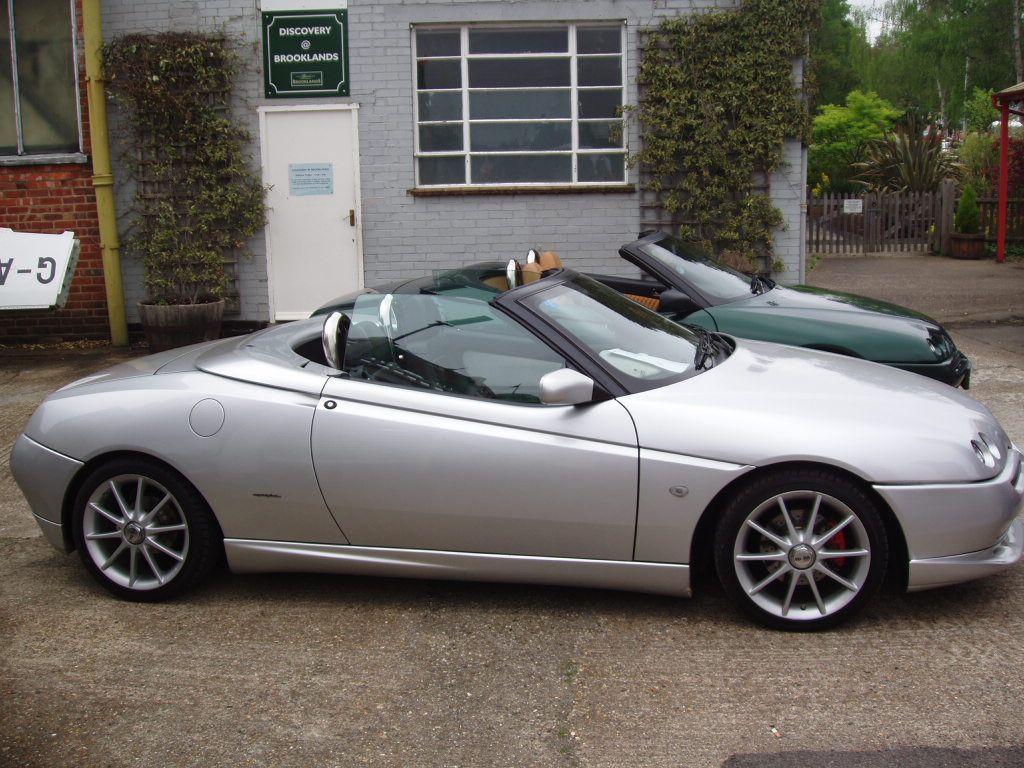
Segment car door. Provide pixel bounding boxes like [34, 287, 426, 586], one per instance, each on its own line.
[311, 292, 639, 561]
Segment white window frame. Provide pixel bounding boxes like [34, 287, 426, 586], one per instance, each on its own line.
[412, 22, 628, 189]
[1, 0, 84, 162]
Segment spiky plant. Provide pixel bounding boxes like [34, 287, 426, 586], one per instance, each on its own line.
[854, 117, 961, 193]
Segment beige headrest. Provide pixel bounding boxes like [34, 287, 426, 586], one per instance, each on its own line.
[522, 262, 543, 283]
[538, 251, 562, 270]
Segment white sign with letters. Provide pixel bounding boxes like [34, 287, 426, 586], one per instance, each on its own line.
[0, 229, 80, 310]
[843, 199, 864, 214]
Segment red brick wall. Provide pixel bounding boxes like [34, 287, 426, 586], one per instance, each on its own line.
[0, 0, 110, 342]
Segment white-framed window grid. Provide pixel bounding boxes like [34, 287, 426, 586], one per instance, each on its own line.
[412, 22, 628, 188]
[1, 0, 83, 158]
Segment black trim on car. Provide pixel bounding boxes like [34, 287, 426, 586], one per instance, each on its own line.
[493, 270, 630, 400]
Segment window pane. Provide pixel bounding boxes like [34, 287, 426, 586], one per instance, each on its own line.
[579, 121, 622, 149]
[577, 27, 621, 54]
[0, 2, 17, 153]
[418, 91, 462, 122]
[420, 124, 463, 152]
[470, 89, 570, 120]
[578, 57, 621, 87]
[419, 156, 466, 185]
[578, 153, 625, 182]
[578, 89, 622, 119]
[469, 58, 569, 88]
[469, 28, 568, 54]
[417, 59, 461, 90]
[471, 154, 571, 184]
[416, 30, 460, 58]
[14, 0, 78, 153]
[471, 122, 570, 152]
[343, 293, 565, 403]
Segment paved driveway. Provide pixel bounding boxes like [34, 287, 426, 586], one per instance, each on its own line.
[1, 324, 1022, 767]
[805, 253, 1024, 326]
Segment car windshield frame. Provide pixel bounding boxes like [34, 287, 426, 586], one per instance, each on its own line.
[629, 233, 759, 304]
[505, 271, 711, 392]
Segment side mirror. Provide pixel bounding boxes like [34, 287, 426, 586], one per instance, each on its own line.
[321, 311, 351, 370]
[539, 368, 595, 406]
[658, 288, 698, 316]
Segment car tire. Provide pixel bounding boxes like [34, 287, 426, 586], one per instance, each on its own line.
[71, 458, 220, 601]
[714, 468, 887, 631]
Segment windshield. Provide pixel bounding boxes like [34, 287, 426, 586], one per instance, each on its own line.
[638, 235, 755, 303]
[521, 274, 707, 388]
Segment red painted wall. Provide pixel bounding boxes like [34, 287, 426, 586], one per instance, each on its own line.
[0, 0, 110, 342]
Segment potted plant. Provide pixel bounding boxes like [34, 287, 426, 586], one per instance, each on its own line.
[104, 33, 266, 350]
[950, 184, 986, 259]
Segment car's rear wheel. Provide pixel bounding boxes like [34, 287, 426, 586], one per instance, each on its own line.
[714, 469, 887, 631]
[71, 458, 219, 601]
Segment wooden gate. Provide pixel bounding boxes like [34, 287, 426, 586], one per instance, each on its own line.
[807, 190, 944, 255]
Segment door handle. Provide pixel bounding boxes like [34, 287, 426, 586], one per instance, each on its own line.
[348, 209, 356, 227]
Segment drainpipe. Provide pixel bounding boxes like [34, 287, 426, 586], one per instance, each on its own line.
[82, 0, 129, 347]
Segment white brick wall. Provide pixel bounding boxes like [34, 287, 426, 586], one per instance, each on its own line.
[101, 0, 805, 322]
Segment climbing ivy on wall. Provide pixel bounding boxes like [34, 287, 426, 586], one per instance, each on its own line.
[103, 33, 266, 305]
[631, 0, 819, 272]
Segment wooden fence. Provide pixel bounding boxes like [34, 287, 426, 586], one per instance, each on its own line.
[807, 191, 943, 255]
[979, 199, 1024, 242]
[809, 184, 1024, 255]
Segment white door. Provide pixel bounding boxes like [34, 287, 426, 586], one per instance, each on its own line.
[260, 105, 362, 321]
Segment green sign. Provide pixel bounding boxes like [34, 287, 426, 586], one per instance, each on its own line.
[263, 9, 349, 98]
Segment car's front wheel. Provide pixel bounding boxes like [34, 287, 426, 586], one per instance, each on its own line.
[714, 468, 887, 631]
[71, 458, 220, 601]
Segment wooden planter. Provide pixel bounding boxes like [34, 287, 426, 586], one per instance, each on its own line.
[138, 299, 226, 352]
[948, 232, 986, 260]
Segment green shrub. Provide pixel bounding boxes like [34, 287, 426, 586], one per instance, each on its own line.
[957, 132, 998, 196]
[954, 184, 981, 235]
[103, 33, 267, 305]
[628, 0, 816, 274]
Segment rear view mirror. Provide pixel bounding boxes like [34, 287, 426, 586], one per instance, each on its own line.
[539, 369, 595, 406]
[658, 288, 698, 316]
[321, 311, 350, 369]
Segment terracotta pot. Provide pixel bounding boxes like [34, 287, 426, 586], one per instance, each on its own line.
[138, 299, 225, 352]
[949, 232, 987, 260]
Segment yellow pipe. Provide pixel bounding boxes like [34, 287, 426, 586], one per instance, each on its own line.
[82, 0, 129, 347]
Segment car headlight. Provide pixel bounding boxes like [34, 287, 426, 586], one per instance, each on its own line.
[971, 433, 1001, 468]
[926, 328, 952, 359]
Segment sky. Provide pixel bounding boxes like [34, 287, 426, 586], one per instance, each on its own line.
[847, 0, 886, 42]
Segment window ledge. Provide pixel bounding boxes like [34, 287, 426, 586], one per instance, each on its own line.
[408, 183, 636, 197]
[0, 152, 89, 167]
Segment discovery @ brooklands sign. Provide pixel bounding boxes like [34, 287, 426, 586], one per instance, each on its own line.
[263, 9, 349, 98]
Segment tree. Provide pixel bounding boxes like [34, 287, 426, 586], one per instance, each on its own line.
[810, 90, 904, 192]
[858, 0, 1020, 130]
[964, 87, 999, 133]
[809, 0, 864, 113]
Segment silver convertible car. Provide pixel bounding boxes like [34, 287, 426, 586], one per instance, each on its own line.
[12, 262, 1024, 630]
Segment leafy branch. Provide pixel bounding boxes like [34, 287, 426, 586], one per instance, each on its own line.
[103, 33, 266, 305]
[629, 0, 817, 273]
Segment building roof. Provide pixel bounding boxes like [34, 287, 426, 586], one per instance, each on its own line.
[995, 82, 1024, 104]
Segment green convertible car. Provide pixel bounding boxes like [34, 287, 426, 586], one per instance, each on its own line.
[315, 232, 971, 388]
[591, 232, 971, 388]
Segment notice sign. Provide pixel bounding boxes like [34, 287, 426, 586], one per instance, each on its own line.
[263, 9, 349, 98]
[289, 163, 334, 196]
[843, 198, 864, 214]
[0, 229, 80, 310]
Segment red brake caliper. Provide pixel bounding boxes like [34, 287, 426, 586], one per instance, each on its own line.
[829, 529, 848, 569]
